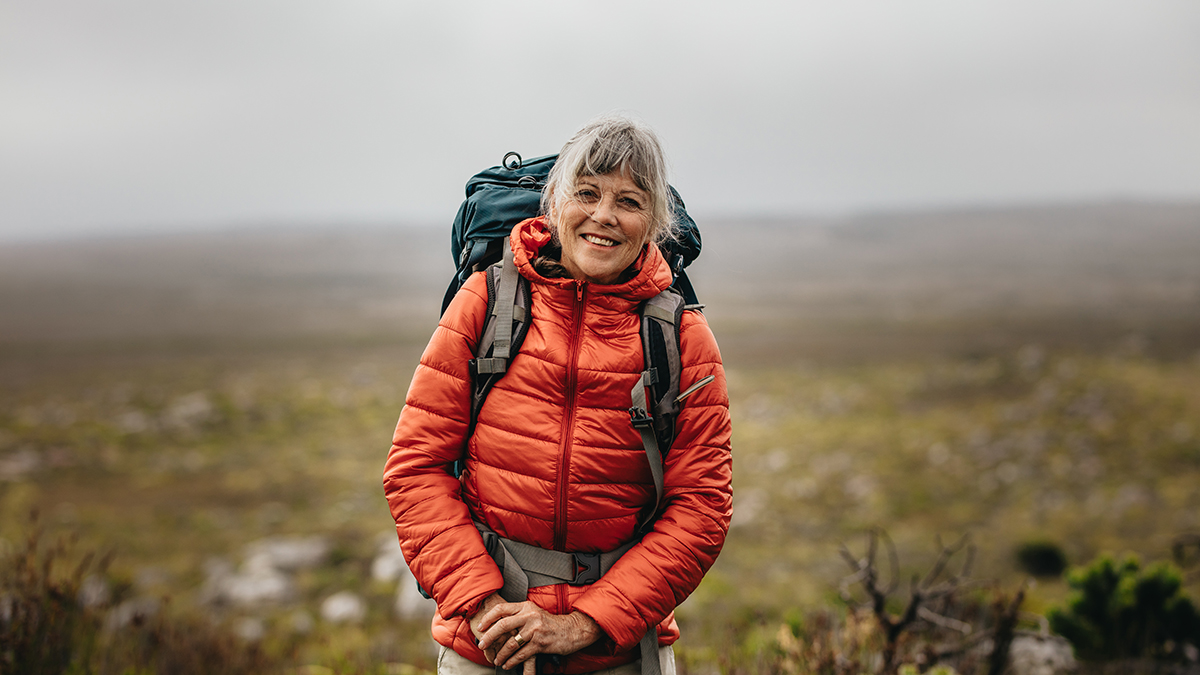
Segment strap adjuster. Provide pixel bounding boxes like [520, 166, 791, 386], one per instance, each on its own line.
[571, 552, 601, 585]
[628, 406, 653, 429]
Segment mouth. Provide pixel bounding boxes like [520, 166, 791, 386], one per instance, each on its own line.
[581, 233, 619, 248]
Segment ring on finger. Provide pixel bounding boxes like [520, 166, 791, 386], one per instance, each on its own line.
[513, 633, 526, 647]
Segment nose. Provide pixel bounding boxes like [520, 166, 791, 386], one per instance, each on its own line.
[590, 195, 619, 227]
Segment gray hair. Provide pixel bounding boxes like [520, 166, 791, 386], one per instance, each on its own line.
[541, 114, 677, 245]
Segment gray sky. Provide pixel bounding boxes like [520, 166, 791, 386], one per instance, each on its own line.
[3, 1, 1199, 241]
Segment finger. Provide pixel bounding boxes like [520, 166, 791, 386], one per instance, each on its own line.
[495, 631, 530, 666]
[484, 630, 521, 663]
[479, 616, 522, 651]
[523, 658, 537, 675]
[501, 642, 538, 671]
[478, 602, 521, 632]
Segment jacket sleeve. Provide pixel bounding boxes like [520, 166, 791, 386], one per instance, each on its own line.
[381, 272, 504, 620]
[572, 310, 734, 651]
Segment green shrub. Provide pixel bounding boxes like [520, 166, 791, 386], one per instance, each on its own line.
[1015, 540, 1068, 578]
[1047, 554, 1200, 660]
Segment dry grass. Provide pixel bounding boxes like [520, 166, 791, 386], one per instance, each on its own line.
[3, 204, 1200, 672]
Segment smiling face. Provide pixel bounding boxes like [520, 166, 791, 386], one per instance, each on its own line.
[550, 170, 652, 285]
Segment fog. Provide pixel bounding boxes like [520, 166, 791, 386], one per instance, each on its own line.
[3, 1, 1199, 241]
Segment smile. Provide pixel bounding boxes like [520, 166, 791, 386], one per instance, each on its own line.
[582, 234, 618, 247]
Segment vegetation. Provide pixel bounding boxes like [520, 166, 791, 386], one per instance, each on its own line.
[3, 340, 1199, 672]
[4, 209, 1200, 671]
[1048, 555, 1200, 661]
[1015, 541, 1069, 578]
[0, 514, 275, 675]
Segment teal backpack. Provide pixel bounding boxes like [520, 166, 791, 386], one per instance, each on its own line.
[443, 152, 702, 312]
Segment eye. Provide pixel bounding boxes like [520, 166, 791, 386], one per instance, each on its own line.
[620, 197, 644, 210]
[575, 188, 599, 202]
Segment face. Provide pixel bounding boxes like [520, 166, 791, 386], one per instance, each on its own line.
[551, 171, 652, 285]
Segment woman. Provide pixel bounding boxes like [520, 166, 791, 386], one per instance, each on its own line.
[383, 115, 732, 675]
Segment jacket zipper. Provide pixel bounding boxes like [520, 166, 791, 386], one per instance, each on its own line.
[554, 281, 586, 555]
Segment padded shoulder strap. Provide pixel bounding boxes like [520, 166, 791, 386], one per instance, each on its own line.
[628, 288, 687, 531]
[465, 240, 531, 469]
[641, 288, 687, 445]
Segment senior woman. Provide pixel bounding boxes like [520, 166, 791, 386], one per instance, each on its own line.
[382, 115, 732, 675]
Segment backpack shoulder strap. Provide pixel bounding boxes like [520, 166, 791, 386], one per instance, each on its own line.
[462, 239, 531, 475]
[629, 287, 688, 531]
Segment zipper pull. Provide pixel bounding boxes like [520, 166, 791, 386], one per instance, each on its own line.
[676, 374, 716, 403]
[576, 281, 585, 302]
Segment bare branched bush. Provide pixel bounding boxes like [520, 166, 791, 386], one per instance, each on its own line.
[835, 528, 1031, 675]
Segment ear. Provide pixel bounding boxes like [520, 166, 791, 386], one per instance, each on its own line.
[544, 189, 560, 232]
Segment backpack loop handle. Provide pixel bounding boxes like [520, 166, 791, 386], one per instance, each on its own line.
[502, 152, 523, 170]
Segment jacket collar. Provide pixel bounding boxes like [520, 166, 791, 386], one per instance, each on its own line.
[510, 216, 673, 302]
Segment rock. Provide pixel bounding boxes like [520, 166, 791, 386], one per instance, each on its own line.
[200, 554, 293, 608]
[320, 591, 366, 624]
[1006, 634, 1076, 675]
[162, 392, 214, 431]
[244, 536, 329, 571]
[373, 534, 435, 619]
[201, 537, 329, 609]
[79, 575, 111, 608]
[395, 579, 435, 621]
[371, 535, 410, 582]
[222, 565, 293, 607]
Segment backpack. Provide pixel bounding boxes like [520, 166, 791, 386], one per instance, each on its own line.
[445, 152, 710, 529]
[443, 152, 702, 313]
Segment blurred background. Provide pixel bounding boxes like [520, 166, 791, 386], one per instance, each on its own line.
[2, 2, 1200, 673]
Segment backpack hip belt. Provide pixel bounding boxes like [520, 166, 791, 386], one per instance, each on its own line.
[474, 521, 663, 675]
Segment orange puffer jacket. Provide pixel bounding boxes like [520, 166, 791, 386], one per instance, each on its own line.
[383, 216, 732, 674]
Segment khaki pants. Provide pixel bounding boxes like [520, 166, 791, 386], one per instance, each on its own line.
[436, 645, 676, 675]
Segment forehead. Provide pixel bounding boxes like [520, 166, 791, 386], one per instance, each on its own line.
[577, 170, 647, 195]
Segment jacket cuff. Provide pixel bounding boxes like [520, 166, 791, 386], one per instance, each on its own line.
[572, 587, 646, 651]
[456, 587, 498, 621]
[425, 548, 504, 619]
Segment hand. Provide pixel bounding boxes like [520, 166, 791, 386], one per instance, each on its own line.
[467, 593, 508, 643]
[467, 594, 524, 667]
[477, 601, 603, 671]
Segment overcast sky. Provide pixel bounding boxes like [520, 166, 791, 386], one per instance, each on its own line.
[2, 1, 1199, 241]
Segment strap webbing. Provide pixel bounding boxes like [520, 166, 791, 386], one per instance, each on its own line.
[641, 302, 677, 325]
[474, 522, 659, 675]
[629, 370, 666, 532]
[640, 630, 662, 675]
[492, 239, 520, 359]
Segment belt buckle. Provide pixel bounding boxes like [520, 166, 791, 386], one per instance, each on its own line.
[571, 552, 601, 585]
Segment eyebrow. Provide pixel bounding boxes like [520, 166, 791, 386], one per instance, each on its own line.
[577, 178, 647, 198]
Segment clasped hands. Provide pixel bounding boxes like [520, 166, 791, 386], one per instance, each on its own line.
[468, 593, 602, 674]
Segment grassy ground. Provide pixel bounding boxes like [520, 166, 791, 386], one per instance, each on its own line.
[3, 335, 1199, 671]
[0, 342, 434, 669]
[3, 207, 1200, 671]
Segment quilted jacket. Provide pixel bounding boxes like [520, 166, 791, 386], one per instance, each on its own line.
[382, 216, 732, 674]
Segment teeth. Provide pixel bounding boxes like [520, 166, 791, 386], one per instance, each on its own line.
[582, 234, 617, 247]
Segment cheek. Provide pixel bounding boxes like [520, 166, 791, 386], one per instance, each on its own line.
[628, 216, 652, 247]
[553, 203, 585, 236]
